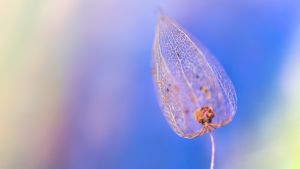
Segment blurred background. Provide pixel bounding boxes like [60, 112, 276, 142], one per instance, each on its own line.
[1, 0, 300, 169]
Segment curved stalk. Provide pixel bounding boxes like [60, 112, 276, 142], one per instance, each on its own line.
[209, 133, 215, 169]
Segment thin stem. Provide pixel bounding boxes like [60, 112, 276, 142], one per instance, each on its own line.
[209, 133, 215, 169]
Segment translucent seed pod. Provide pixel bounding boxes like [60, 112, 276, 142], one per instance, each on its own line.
[152, 15, 237, 139]
[152, 15, 237, 169]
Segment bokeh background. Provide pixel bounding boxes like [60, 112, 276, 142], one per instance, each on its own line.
[1, 0, 300, 169]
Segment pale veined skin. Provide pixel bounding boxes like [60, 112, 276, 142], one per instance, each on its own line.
[152, 15, 237, 169]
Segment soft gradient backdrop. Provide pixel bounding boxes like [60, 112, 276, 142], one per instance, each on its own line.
[1, 0, 300, 169]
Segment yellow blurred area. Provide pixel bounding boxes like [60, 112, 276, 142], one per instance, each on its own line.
[0, 0, 75, 168]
